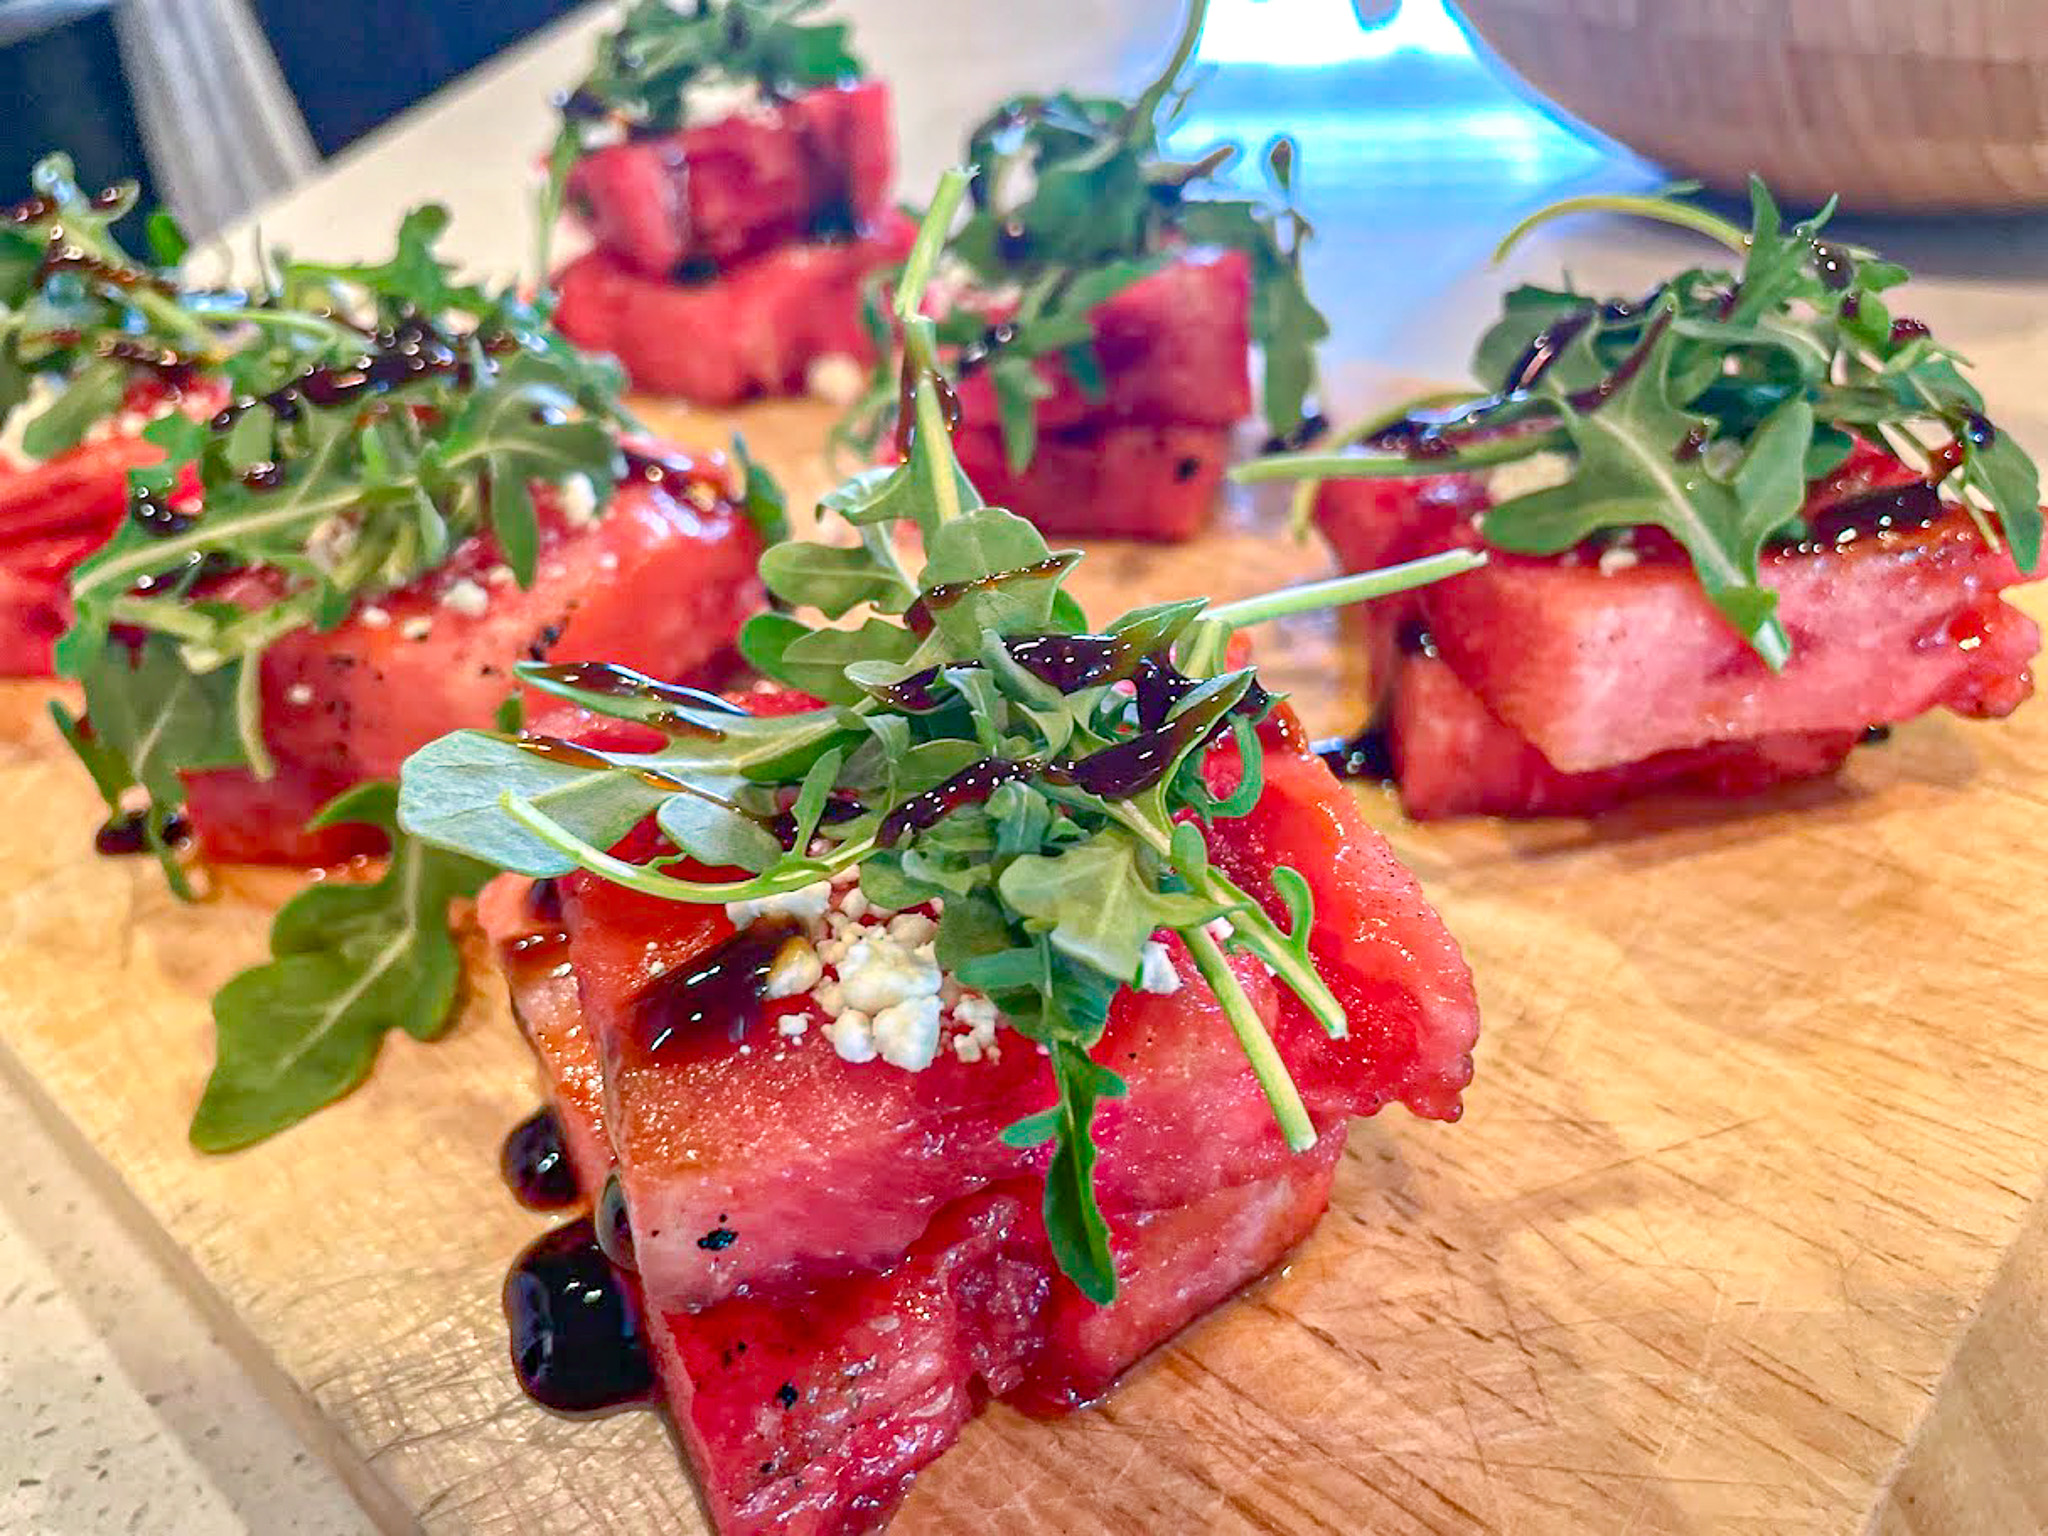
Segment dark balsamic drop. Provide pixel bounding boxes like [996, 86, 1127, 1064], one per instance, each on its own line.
[1259, 408, 1330, 455]
[628, 919, 801, 1054]
[1317, 723, 1394, 782]
[93, 809, 190, 856]
[501, 1108, 578, 1209]
[505, 1216, 656, 1415]
[597, 1168, 638, 1272]
[1860, 724, 1893, 746]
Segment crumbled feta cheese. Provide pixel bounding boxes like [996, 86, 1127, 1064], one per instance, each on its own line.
[817, 937, 847, 967]
[284, 682, 315, 707]
[838, 889, 869, 924]
[1597, 544, 1640, 576]
[763, 937, 824, 1000]
[777, 1014, 810, 1039]
[359, 605, 391, 630]
[557, 474, 600, 530]
[439, 577, 490, 617]
[400, 615, 434, 641]
[836, 934, 941, 1015]
[1137, 940, 1182, 995]
[805, 352, 867, 407]
[485, 563, 516, 587]
[886, 912, 937, 949]
[1204, 917, 1235, 944]
[680, 73, 770, 127]
[872, 994, 942, 1071]
[725, 879, 833, 933]
[826, 1008, 877, 1063]
[306, 516, 358, 575]
[813, 980, 843, 1017]
[1484, 450, 1573, 503]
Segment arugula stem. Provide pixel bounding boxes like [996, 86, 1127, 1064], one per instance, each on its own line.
[1182, 921, 1316, 1152]
[1281, 389, 1482, 535]
[913, 372, 962, 526]
[503, 792, 874, 901]
[1233, 429, 1567, 485]
[1127, 0, 1211, 138]
[1492, 192, 1749, 264]
[1206, 549, 1487, 629]
[893, 169, 974, 324]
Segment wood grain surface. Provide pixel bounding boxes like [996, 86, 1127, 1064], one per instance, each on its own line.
[2, 385, 2044, 1535]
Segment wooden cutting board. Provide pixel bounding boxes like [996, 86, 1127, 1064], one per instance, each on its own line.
[2, 387, 2045, 1536]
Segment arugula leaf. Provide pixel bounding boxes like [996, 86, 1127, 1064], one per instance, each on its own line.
[559, 0, 866, 138]
[1485, 315, 1798, 666]
[999, 829, 1221, 981]
[1001, 1042, 1127, 1304]
[190, 783, 493, 1151]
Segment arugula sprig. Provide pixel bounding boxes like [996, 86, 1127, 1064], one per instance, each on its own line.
[0, 153, 222, 451]
[399, 171, 1477, 1303]
[835, 0, 1328, 471]
[1238, 179, 2042, 667]
[50, 205, 636, 893]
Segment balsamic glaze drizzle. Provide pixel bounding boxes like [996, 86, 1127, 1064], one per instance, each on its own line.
[501, 1108, 579, 1210]
[504, 1216, 656, 1415]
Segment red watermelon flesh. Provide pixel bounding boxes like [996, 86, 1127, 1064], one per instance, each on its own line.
[555, 699, 1477, 1316]
[0, 379, 227, 676]
[568, 82, 895, 278]
[1314, 442, 2041, 806]
[1387, 649, 1859, 820]
[554, 214, 914, 406]
[480, 873, 1347, 1536]
[940, 250, 1252, 542]
[952, 420, 1229, 541]
[180, 456, 764, 864]
[948, 249, 1253, 434]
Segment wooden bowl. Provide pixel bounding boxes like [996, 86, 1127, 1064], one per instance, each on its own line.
[1452, 0, 2048, 212]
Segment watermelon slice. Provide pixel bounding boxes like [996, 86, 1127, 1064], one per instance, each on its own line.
[568, 82, 895, 278]
[1314, 442, 2041, 816]
[555, 214, 915, 406]
[0, 379, 228, 676]
[942, 250, 1252, 543]
[481, 905, 1352, 1530]
[180, 455, 764, 864]
[555, 704, 1475, 1316]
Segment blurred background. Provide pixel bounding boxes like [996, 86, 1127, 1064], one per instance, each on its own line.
[8, 0, 2047, 382]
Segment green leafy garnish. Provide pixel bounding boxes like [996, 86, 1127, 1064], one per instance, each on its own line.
[190, 783, 493, 1152]
[1238, 178, 2042, 666]
[836, 0, 1328, 469]
[53, 202, 635, 876]
[399, 171, 1479, 1301]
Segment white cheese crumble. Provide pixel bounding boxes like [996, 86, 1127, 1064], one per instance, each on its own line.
[359, 605, 391, 630]
[763, 937, 823, 1000]
[439, 577, 490, 617]
[306, 516, 359, 575]
[284, 682, 315, 707]
[485, 563, 516, 587]
[400, 615, 434, 641]
[1137, 940, 1182, 995]
[726, 880, 832, 932]
[826, 1008, 877, 1062]
[836, 933, 941, 1015]
[1482, 449, 1573, 503]
[1597, 544, 1641, 576]
[805, 352, 867, 407]
[872, 994, 942, 1071]
[680, 73, 771, 127]
[558, 473, 600, 529]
